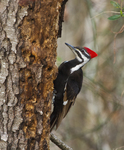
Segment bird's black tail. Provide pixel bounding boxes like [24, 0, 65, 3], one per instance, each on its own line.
[50, 112, 57, 132]
[50, 109, 64, 132]
[50, 98, 73, 132]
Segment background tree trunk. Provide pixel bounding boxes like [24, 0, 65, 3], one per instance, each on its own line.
[0, 0, 67, 149]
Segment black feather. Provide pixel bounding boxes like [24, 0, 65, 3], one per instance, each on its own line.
[50, 61, 83, 131]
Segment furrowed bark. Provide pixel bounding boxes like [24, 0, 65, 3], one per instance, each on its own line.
[0, 0, 67, 149]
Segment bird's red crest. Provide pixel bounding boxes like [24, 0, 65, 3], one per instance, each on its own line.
[84, 47, 98, 59]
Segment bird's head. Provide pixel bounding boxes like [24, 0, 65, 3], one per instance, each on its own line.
[65, 43, 98, 63]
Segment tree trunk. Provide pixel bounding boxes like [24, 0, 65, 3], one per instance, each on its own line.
[0, 0, 67, 149]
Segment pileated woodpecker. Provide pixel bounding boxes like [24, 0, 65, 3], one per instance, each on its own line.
[50, 43, 97, 131]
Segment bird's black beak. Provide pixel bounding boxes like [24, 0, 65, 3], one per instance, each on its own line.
[65, 43, 76, 53]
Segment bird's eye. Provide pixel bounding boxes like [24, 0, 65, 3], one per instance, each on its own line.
[81, 49, 84, 53]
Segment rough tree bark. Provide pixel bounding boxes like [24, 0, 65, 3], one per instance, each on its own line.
[0, 0, 67, 149]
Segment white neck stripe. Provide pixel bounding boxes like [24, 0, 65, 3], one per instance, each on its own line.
[70, 58, 90, 74]
[70, 62, 85, 73]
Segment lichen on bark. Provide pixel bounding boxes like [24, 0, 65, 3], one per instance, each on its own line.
[0, 0, 28, 149]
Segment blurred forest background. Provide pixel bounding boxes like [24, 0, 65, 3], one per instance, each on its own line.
[50, 0, 124, 150]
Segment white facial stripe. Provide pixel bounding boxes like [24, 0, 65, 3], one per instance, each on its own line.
[63, 100, 68, 105]
[69, 47, 90, 73]
[74, 48, 82, 62]
[78, 50, 90, 61]
[84, 50, 90, 56]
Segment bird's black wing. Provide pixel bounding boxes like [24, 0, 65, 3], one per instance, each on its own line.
[50, 62, 69, 131]
[63, 68, 83, 118]
[50, 68, 83, 131]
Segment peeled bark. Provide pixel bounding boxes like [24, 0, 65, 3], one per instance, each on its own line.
[0, 0, 67, 149]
